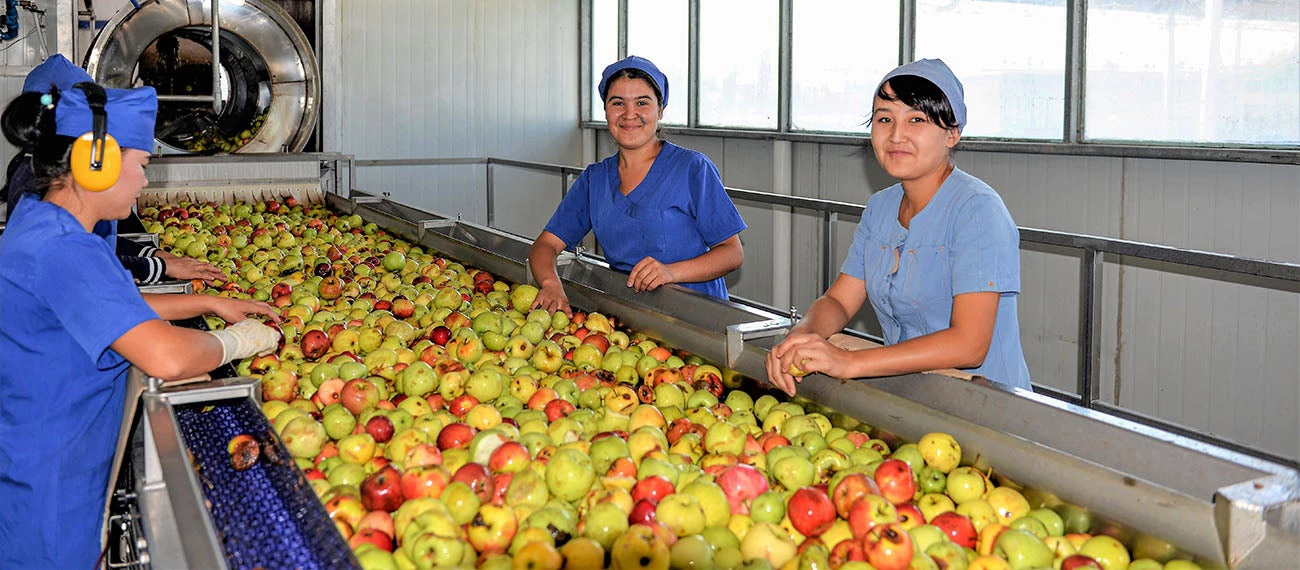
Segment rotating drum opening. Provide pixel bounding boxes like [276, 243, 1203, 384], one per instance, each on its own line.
[85, 0, 319, 155]
[141, 28, 272, 154]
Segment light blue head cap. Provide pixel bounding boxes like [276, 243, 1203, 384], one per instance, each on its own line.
[599, 56, 669, 107]
[875, 58, 967, 129]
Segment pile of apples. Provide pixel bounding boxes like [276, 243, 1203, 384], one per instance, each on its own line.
[139, 199, 1203, 570]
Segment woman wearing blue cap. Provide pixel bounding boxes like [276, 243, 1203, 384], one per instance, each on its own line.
[0, 83, 282, 567]
[765, 59, 1031, 395]
[529, 56, 747, 314]
[3, 54, 225, 285]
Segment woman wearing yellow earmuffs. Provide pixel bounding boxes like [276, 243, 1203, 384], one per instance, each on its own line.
[0, 83, 283, 568]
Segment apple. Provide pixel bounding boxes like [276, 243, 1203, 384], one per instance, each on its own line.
[847, 494, 898, 539]
[300, 329, 331, 360]
[631, 475, 676, 506]
[452, 461, 494, 503]
[994, 528, 1054, 570]
[739, 522, 797, 568]
[917, 432, 962, 473]
[545, 447, 596, 502]
[873, 459, 917, 505]
[1077, 535, 1131, 570]
[610, 523, 670, 570]
[436, 422, 477, 450]
[863, 522, 913, 570]
[931, 511, 978, 549]
[360, 465, 405, 512]
[340, 378, 381, 415]
[654, 492, 707, 537]
[365, 414, 395, 443]
[715, 464, 769, 515]
[786, 486, 836, 537]
[831, 472, 880, 518]
[400, 465, 451, 500]
[1060, 554, 1104, 570]
[466, 503, 517, 555]
[946, 467, 990, 504]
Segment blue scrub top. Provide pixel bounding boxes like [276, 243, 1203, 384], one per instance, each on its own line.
[0, 199, 158, 568]
[841, 167, 1031, 390]
[544, 141, 747, 300]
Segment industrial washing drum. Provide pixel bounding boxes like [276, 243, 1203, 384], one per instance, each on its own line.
[85, 0, 319, 154]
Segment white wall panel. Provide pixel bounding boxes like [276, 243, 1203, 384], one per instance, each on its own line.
[333, 0, 580, 226]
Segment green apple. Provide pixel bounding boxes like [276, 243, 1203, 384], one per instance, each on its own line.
[1078, 535, 1131, 570]
[656, 492, 707, 537]
[544, 447, 596, 502]
[993, 528, 1054, 570]
[749, 491, 787, 524]
[670, 534, 715, 570]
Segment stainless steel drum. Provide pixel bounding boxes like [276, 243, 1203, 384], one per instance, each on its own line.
[85, 0, 319, 154]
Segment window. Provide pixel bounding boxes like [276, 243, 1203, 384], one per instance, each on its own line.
[699, 0, 779, 129]
[626, 0, 689, 125]
[916, 0, 1067, 140]
[791, 1, 899, 133]
[590, 0, 617, 122]
[1086, 0, 1300, 144]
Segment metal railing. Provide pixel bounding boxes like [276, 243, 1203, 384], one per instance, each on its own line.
[351, 156, 1300, 464]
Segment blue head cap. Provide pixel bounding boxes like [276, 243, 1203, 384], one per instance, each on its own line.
[54, 85, 159, 152]
[598, 56, 669, 107]
[875, 58, 967, 130]
[23, 54, 94, 93]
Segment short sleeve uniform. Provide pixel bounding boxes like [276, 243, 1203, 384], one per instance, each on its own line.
[0, 199, 159, 568]
[840, 168, 1031, 390]
[544, 142, 747, 300]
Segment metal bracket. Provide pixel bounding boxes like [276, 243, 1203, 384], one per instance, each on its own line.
[418, 218, 458, 241]
[120, 232, 161, 247]
[524, 249, 581, 287]
[725, 318, 792, 367]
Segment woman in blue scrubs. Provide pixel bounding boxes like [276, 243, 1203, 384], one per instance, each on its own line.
[765, 59, 1031, 394]
[529, 56, 747, 314]
[0, 83, 282, 568]
[3, 54, 225, 285]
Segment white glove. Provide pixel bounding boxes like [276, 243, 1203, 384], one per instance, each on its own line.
[208, 319, 280, 364]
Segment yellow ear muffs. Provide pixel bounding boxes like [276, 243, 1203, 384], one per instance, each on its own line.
[69, 81, 121, 192]
[70, 131, 120, 192]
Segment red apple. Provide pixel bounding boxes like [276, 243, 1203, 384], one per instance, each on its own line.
[348, 528, 393, 552]
[931, 511, 978, 549]
[339, 378, 380, 415]
[452, 462, 494, 503]
[716, 464, 769, 515]
[873, 459, 917, 505]
[364, 414, 395, 443]
[399, 465, 451, 500]
[1060, 554, 1104, 570]
[863, 522, 913, 570]
[831, 472, 881, 518]
[629, 498, 659, 526]
[360, 465, 404, 512]
[787, 486, 836, 537]
[436, 422, 477, 450]
[631, 475, 676, 506]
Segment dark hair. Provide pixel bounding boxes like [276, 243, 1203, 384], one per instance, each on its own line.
[602, 68, 664, 107]
[1, 88, 75, 199]
[875, 75, 959, 131]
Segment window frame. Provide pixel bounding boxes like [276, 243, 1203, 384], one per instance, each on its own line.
[579, 0, 1300, 165]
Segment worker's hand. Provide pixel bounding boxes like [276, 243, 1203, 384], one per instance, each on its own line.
[163, 255, 226, 283]
[531, 281, 572, 317]
[207, 319, 281, 363]
[209, 297, 282, 325]
[627, 257, 675, 293]
[765, 332, 847, 396]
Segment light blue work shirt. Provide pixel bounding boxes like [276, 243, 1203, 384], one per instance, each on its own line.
[841, 167, 1031, 390]
[544, 141, 747, 299]
[0, 199, 159, 568]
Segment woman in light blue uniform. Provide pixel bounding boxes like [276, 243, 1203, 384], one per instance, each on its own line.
[530, 56, 746, 314]
[766, 59, 1031, 394]
[0, 83, 281, 568]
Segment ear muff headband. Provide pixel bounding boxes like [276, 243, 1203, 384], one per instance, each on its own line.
[69, 82, 120, 192]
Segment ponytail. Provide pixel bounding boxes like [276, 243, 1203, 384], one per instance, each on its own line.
[1, 88, 74, 199]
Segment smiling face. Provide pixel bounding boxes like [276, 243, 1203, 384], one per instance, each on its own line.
[870, 82, 961, 182]
[604, 76, 664, 152]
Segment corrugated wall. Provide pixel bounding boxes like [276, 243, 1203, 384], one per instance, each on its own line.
[332, 0, 581, 233]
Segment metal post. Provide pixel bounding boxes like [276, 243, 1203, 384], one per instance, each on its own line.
[688, 0, 699, 128]
[899, 0, 915, 65]
[1078, 247, 1104, 407]
[485, 162, 495, 228]
[1064, 0, 1086, 142]
[822, 211, 838, 293]
[777, 0, 791, 133]
[210, 0, 223, 114]
[617, 0, 627, 59]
